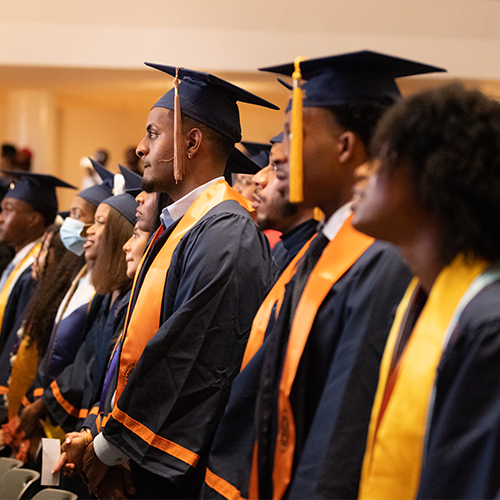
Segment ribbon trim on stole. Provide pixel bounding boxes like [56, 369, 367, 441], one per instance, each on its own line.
[248, 215, 374, 500]
[113, 179, 253, 415]
[359, 255, 490, 500]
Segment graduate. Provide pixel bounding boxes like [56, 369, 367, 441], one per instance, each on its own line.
[352, 83, 500, 499]
[59, 64, 278, 499]
[203, 51, 444, 500]
[251, 132, 318, 278]
[0, 172, 75, 423]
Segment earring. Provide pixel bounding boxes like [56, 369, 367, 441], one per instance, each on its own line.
[187, 153, 192, 159]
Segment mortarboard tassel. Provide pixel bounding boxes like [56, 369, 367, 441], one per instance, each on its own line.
[173, 66, 185, 182]
[289, 56, 307, 203]
[314, 207, 324, 221]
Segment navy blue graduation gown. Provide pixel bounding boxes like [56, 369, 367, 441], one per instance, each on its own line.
[271, 219, 318, 280]
[101, 200, 273, 497]
[204, 240, 412, 500]
[43, 290, 130, 432]
[0, 267, 36, 413]
[417, 280, 500, 499]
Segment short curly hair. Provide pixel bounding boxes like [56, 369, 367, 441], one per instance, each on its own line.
[371, 82, 500, 264]
[328, 96, 396, 153]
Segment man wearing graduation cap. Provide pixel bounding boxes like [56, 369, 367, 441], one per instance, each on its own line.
[203, 51, 444, 500]
[75, 64, 276, 499]
[250, 132, 318, 278]
[0, 173, 75, 423]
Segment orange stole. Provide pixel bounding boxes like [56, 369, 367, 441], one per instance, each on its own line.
[240, 235, 315, 371]
[114, 180, 254, 405]
[252, 215, 374, 500]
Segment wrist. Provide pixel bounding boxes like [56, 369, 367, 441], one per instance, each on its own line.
[80, 428, 93, 446]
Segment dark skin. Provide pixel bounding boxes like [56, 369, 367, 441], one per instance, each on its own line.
[251, 140, 315, 233]
[136, 108, 226, 200]
[283, 108, 368, 220]
[0, 197, 46, 252]
[351, 159, 445, 293]
[57, 106, 232, 498]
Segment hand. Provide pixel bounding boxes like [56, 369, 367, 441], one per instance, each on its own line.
[96, 463, 135, 499]
[19, 399, 45, 438]
[82, 441, 109, 495]
[53, 431, 88, 476]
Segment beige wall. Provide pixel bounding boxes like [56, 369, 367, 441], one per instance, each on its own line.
[0, 0, 499, 211]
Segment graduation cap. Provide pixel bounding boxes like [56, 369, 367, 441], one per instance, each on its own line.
[259, 50, 446, 202]
[241, 141, 272, 169]
[119, 164, 143, 198]
[224, 148, 262, 185]
[145, 63, 279, 182]
[103, 193, 138, 226]
[270, 132, 284, 144]
[3, 171, 76, 225]
[78, 158, 114, 208]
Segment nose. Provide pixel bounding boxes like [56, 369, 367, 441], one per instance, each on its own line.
[135, 191, 145, 205]
[86, 223, 96, 236]
[123, 236, 133, 253]
[253, 166, 271, 189]
[136, 137, 148, 158]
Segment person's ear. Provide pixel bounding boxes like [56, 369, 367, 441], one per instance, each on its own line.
[186, 128, 203, 159]
[337, 131, 357, 164]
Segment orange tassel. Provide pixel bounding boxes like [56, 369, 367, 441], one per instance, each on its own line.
[289, 56, 307, 203]
[173, 66, 184, 182]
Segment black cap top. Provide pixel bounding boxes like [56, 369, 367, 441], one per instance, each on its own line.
[78, 158, 114, 208]
[260, 50, 446, 107]
[270, 132, 284, 144]
[103, 193, 138, 226]
[224, 148, 262, 185]
[146, 63, 279, 143]
[241, 141, 272, 169]
[4, 171, 76, 224]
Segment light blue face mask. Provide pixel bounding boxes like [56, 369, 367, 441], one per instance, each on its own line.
[60, 217, 87, 256]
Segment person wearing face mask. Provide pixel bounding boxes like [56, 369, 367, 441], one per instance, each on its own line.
[54, 219, 152, 490]
[30, 159, 114, 391]
[20, 190, 137, 498]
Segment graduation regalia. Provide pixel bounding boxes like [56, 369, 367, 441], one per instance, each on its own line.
[98, 183, 273, 497]
[84, 63, 276, 499]
[0, 172, 75, 418]
[42, 290, 130, 433]
[204, 215, 412, 500]
[0, 257, 38, 413]
[204, 50, 443, 500]
[271, 219, 318, 279]
[358, 257, 500, 500]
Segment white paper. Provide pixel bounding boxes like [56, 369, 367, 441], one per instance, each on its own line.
[41, 438, 60, 486]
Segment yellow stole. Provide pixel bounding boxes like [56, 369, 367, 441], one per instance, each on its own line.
[0, 242, 41, 334]
[114, 180, 253, 405]
[359, 255, 492, 500]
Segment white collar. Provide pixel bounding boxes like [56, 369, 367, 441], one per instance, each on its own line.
[160, 177, 225, 229]
[322, 203, 353, 241]
[13, 238, 42, 265]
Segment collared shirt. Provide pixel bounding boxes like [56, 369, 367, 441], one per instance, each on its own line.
[0, 239, 41, 293]
[94, 176, 226, 466]
[322, 202, 353, 241]
[159, 177, 225, 230]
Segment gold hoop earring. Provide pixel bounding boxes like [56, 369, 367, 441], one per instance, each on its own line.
[187, 153, 192, 159]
